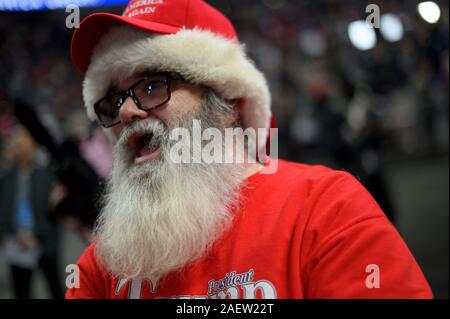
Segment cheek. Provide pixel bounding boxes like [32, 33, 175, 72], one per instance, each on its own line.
[112, 125, 121, 136]
[109, 126, 122, 143]
[166, 89, 202, 118]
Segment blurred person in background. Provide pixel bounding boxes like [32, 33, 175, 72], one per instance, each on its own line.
[50, 110, 112, 243]
[66, 0, 432, 299]
[0, 125, 64, 299]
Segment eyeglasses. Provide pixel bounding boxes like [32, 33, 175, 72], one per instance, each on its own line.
[94, 72, 184, 128]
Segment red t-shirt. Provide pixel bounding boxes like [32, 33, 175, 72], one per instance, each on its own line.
[66, 160, 432, 299]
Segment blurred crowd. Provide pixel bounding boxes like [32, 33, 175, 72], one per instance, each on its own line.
[0, 0, 448, 298]
[224, 0, 449, 160]
[0, 1, 447, 159]
[224, 0, 449, 222]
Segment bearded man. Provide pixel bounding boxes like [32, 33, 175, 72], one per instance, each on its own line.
[66, 0, 432, 299]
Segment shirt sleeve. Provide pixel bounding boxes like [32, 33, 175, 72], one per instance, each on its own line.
[65, 244, 107, 299]
[300, 168, 433, 298]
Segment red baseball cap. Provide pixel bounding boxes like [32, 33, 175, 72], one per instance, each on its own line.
[71, 0, 238, 74]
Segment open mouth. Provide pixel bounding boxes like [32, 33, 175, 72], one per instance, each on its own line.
[128, 132, 161, 164]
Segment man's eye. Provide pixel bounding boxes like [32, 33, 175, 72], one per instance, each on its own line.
[146, 84, 152, 95]
[114, 97, 123, 108]
[146, 81, 165, 95]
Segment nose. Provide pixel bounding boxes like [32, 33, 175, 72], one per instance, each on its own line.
[118, 96, 150, 125]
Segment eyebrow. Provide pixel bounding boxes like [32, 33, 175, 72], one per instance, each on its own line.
[107, 71, 150, 94]
[107, 85, 119, 95]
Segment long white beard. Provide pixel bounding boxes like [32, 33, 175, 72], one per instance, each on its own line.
[94, 101, 245, 281]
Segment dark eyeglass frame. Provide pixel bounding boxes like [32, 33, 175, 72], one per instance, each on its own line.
[94, 72, 184, 128]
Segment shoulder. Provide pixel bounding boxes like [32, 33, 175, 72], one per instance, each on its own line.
[267, 159, 374, 203]
[262, 159, 387, 229]
[267, 158, 357, 181]
[76, 244, 111, 281]
[277, 159, 360, 183]
[77, 244, 99, 269]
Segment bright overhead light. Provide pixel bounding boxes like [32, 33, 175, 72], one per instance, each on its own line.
[348, 20, 377, 51]
[418, 1, 441, 24]
[380, 14, 404, 42]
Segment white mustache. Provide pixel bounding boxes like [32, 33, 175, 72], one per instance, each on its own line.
[117, 119, 168, 148]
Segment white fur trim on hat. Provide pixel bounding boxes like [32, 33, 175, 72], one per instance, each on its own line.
[83, 25, 271, 139]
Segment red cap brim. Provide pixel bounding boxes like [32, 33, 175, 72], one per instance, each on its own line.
[71, 13, 181, 74]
